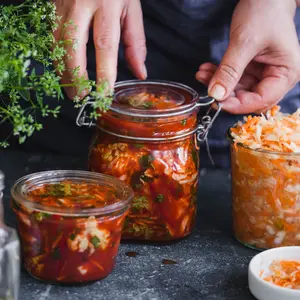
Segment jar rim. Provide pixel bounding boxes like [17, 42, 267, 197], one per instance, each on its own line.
[110, 80, 199, 118]
[11, 170, 134, 217]
[227, 126, 300, 156]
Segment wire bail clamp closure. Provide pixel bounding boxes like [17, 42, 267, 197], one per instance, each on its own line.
[76, 96, 96, 128]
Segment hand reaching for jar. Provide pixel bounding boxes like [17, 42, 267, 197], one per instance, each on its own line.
[53, 0, 147, 99]
[196, 0, 300, 114]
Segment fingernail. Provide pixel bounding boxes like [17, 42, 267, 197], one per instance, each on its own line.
[209, 84, 226, 100]
[142, 64, 147, 79]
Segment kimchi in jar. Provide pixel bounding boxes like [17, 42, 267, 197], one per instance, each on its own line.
[229, 106, 300, 250]
[11, 170, 133, 283]
[87, 80, 213, 242]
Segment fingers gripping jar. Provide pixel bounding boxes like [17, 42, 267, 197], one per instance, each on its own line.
[77, 80, 215, 242]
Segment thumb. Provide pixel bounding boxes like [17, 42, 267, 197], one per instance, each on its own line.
[208, 34, 258, 101]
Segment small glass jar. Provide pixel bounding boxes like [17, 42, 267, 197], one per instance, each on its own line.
[11, 170, 133, 284]
[228, 130, 300, 250]
[81, 80, 214, 242]
[0, 171, 20, 300]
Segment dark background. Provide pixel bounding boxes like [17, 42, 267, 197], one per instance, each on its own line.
[1, 0, 300, 168]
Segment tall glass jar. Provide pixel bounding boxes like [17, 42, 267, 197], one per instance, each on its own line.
[228, 131, 300, 250]
[83, 80, 214, 242]
[0, 172, 20, 300]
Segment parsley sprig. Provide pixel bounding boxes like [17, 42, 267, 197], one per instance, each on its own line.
[0, 0, 113, 147]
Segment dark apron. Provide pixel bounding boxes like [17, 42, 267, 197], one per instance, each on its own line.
[1, 0, 300, 168]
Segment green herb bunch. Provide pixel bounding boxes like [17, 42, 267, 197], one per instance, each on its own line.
[0, 0, 113, 147]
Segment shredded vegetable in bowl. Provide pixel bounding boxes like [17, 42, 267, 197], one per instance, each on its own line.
[230, 106, 300, 249]
[261, 260, 300, 290]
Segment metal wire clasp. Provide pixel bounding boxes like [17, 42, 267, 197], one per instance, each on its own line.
[195, 94, 216, 107]
[76, 96, 96, 127]
[196, 101, 223, 143]
[196, 100, 223, 167]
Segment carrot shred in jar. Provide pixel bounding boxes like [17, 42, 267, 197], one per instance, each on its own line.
[231, 105, 300, 152]
[261, 260, 300, 290]
[230, 106, 300, 249]
[13, 181, 128, 283]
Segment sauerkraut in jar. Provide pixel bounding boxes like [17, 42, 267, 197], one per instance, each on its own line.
[87, 80, 212, 242]
[229, 106, 300, 250]
[11, 170, 133, 283]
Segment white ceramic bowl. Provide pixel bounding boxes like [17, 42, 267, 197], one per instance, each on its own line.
[248, 246, 300, 300]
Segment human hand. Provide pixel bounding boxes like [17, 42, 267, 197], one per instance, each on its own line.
[196, 0, 300, 114]
[53, 0, 147, 99]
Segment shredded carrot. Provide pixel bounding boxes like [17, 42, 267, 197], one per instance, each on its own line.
[31, 254, 47, 265]
[261, 260, 300, 290]
[56, 261, 67, 281]
[51, 232, 63, 250]
[90, 260, 104, 271]
[231, 105, 300, 153]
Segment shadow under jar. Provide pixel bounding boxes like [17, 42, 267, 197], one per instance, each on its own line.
[228, 130, 300, 250]
[11, 170, 133, 284]
[86, 80, 214, 242]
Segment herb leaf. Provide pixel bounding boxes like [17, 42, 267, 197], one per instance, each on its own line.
[139, 154, 154, 169]
[155, 194, 164, 203]
[130, 223, 153, 239]
[133, 143, 144, 149]
[132, 196, 149, 211]
[90, 236, 101, 249]
[0, 0, 113, 147]
[40, 183, 72, 198]
[34, 212, 50, 221]
[69, 233, 76, 241]
[143, 101, 154, 109]
[181, 119, 187, 126]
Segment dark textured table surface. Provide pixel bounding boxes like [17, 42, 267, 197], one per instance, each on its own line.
[1, 150, 257, 300]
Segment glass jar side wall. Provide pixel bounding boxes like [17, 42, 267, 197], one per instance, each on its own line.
[12, 199, 128, 283]
[89, 131, 199, 242]
[98, 110, 198, 139]
[230, 143, 300, 250]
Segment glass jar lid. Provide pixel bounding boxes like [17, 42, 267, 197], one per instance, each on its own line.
[11, 170, 134, 217]
[110, 80, 199, 118]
